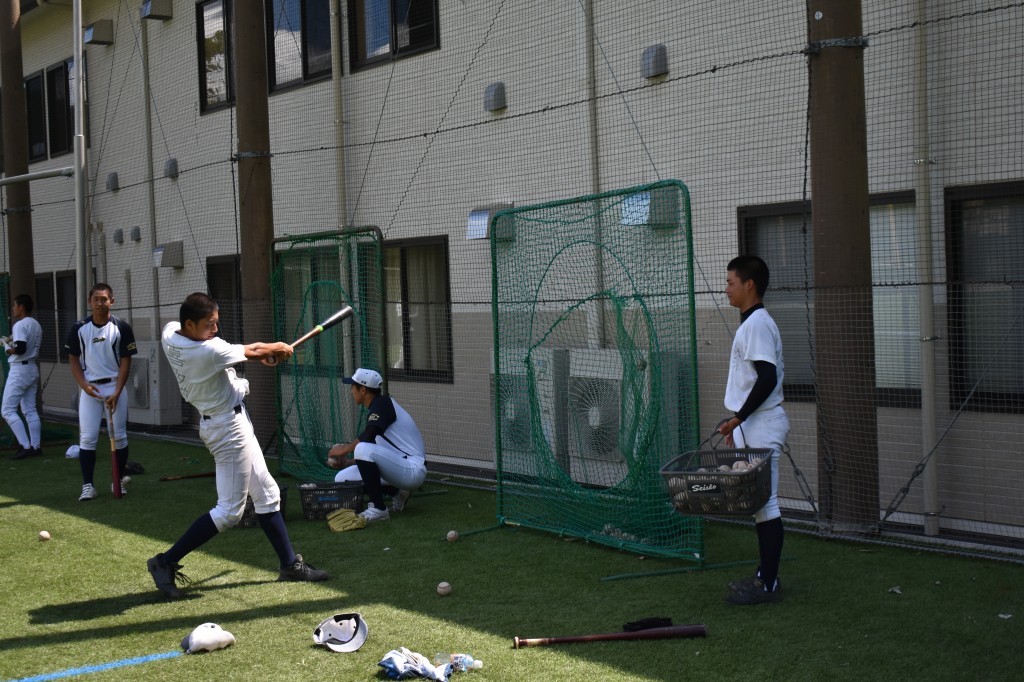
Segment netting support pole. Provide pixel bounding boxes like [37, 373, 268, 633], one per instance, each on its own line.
[582, 0, 607, 348]
[808, 1, 880, 532]
[235, 0, 278, 446]
[0, 0, 38, 305]
[140, 16, 162, 337]
[913, 0, 940, 537]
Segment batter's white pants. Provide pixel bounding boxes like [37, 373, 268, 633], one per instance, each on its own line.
[201, 405, 281, 531]
[732, 404, 790, 524]
[334, 440, 427, 491]
[78, 383, 129, 450]
[2, 363, 41, 449]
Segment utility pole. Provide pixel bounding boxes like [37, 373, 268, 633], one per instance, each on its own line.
[0, 0, 36, 300]
[233, 0, 277, 444]
[807, 1, 880, 532]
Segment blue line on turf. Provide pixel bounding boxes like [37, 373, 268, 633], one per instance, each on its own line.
[8, 650, 183, 682]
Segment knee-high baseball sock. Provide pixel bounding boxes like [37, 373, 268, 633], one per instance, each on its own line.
[79, 449, 97, 485]
[115, 447, 129, 476]
[257, 511, 297, 568]
[756, 518, 784, 590]
[355, 459, 386, 508]
[165, 513, 220, 565]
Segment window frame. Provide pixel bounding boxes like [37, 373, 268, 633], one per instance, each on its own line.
[45, 59, 73, 158]
[384, 236, 453, 384]
[347, 0, 440, 71]
[945, 180, 1024, 413]
[197, 0, 235, 113]
[25, 71, 47, 162]
[738, 191, 920, 407]
[266, 0, 333, 91]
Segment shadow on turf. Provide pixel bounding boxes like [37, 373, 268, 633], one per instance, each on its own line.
[8, 597, 346, 653]
[28, 578, 282, 624]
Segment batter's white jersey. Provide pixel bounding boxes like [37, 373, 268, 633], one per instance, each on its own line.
[161, 322, 249, 416]
[11, 316, 43, 362]
[725, 308, 785, 414]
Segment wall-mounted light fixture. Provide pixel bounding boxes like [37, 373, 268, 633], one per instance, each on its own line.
[642, 44, 668, 78]
[84, 19, 114, 46]
[164, 158, 179, 179]
[141, 0, 173, 21]
[467, 203, 513, 240]
[484, 82, 506, 112]
[106, 172, 119, 191]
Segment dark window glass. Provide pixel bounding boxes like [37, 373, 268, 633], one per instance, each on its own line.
[348, 0, 438, 69]
[198, 0, 233, 111]
[25, 73, 46, 161]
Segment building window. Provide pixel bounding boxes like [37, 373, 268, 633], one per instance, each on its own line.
[35, 271, 77, 363]
[45, 60, 73, 157]
[348, 0, 439, 69]
[207, 256, 243, 344]
[738, 193, 919, 405]
[25, 73, 46, 162]
[946, 182, 1024, 413]
[384, 238, 452, 382]
[267, 0, 332, 90]
[198, 0, 234, 111]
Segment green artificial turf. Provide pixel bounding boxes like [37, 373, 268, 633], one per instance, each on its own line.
[1, 428, 1021, 681]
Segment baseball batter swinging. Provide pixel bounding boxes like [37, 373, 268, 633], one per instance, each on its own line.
[147, 292, 328, 599]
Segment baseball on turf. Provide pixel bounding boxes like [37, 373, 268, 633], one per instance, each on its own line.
[437, 581, 452, 596]
[123, 475, 132, 484]
[446, 530, 459, 542]
[39, 530, 51, 541]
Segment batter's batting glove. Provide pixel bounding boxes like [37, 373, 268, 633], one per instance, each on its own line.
[327, 507, 367, 532]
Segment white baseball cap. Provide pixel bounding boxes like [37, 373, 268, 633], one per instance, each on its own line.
[313, 613, 368, 653]
[342, 368, 383, 390]
[181, 623, 236, 654]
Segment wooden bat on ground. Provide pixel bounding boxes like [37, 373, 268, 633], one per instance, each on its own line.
[265, 306, 354, 365]
[108, 404, 123, 499]
[159, 471, 217, 482]
[513, 624, 707, 649]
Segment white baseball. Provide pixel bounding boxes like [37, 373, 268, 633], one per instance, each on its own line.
[39, 530, 51, 541]
[123, 476, 132, 484]
[447, 530, 459, 542]
[437, 581, 452, 596]
[265, 355, 279, 366]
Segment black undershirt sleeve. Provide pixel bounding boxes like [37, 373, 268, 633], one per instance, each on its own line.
[735, 360, 777, 422]
[12, 341, 27, 355]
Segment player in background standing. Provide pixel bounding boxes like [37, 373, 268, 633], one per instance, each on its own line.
[326, 368, 427, 522]
[148, 292, 328, 599]
[64, 284, 137, 500]
[4, 294, 44, 460]
[718, 255, 790, 605]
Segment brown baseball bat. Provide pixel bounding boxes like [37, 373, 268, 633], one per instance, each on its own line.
[266, 306, 354, 365]
[159, 471, 217, 482]
[513, 624, 707, 649]
[108, 404, 123, 499]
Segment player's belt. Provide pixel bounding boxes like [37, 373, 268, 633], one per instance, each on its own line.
[92, 377, 116, 384]
[202, 404, 243, 420]
[13, 360, 32, 365]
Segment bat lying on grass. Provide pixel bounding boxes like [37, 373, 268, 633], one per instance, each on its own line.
[160, 471, 217, 482]
[513, 624, 707, 649]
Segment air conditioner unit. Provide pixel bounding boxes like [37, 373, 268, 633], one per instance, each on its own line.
[127, 341, 183, 425]
[491, 347, 566, 473]
[566, 348, 687, 486]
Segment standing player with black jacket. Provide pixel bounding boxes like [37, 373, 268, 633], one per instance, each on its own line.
[718, 256, 790, 605]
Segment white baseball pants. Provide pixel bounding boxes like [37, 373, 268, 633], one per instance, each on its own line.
[732, 404, 790, 523]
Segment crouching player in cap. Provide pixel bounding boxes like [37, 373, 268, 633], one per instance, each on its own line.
[326, 368, 426, 522]
[148, 292, 328, 599]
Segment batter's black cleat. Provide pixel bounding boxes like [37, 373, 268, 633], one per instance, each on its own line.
[729, 573, 781, 593]
[278, 554, 329, 582]
[147, 553, 189, 599]
[725, 577, 783, 605]
[11, 446, 38, 460]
